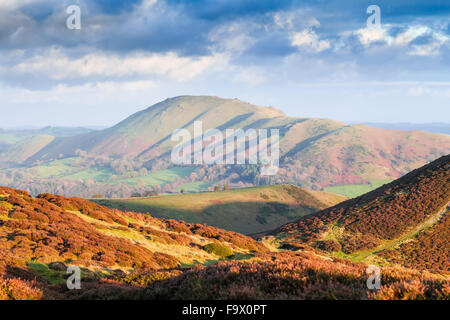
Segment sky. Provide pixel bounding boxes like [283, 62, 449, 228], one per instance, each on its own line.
[0, 0, 449, 128]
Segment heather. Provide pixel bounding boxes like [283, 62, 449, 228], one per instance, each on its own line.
[274, 155, 449, 271]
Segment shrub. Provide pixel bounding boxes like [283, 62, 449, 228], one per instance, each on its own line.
[0, 277, 43, 300]
[203, 243, 234, 258]
[314, 240, 342, 252]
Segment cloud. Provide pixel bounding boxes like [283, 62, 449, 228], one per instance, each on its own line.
[208, 21, 258, 55]
[291, 29, 331, 52]
[0, 0, 35, 11]
[355, 28, 388, 47]
[353, 24, 449, 56]
[7, 48, 228, 82]
[272, 9, 320, 31]
[392, 26, 429, 45]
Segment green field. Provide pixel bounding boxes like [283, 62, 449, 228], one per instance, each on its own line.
[324, 180, 392, 198]
[114, 167, 196, 186]
[93, 185, 347, 234]
[15, 161, 199, 190]
[178, 181, 217, 193]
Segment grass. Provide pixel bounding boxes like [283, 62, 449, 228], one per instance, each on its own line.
[65, 168, 112, 182]
[19, 161, 196, 188]
[203, 243, 234, 258]
[324, 180, 392, 198]
[114, 167, 196, 186]
[27, 262, 108, 285]
[27, 262, 67, 285]
[24, 158, 78, 178]
[178, 181, 217, 193]
[93, 185, 346, 234]
[70, 210, 220, 265]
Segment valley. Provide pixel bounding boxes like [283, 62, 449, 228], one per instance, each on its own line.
[0, 96, 449, 199]
[93, 185, 347, 234]
[0, 155, 448, 300]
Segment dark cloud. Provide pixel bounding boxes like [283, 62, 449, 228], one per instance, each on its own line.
[1, 0, 449, 57]
[0, 0, 449, 90]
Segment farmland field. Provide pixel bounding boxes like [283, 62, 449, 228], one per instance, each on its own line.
[324, 180, 392, 198]
[93, 185, 347, 234]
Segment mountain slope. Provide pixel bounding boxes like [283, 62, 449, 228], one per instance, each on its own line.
[0, 186, 448, 300]
[28, 96, 292, 161]
[2, 96, 450, 197]
[269, 155, 450, 273]
[93, 185, 347, 234]
[0, 186, 268, 298]
[0, 134, 55, 163]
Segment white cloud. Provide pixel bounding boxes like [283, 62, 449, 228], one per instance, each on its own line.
[9, 48, 228, 82]
[354, 25, 449, 56]
[409, 32, 448, 56]
[209, 21, 257, 55]
[355, 28, 388, 47]
[291, 29, 330, 52]
[272, 9, 320, 30]
[392, 26, 428, 46]
[7, 80, 156, 104]
[0, 0, 34, 11]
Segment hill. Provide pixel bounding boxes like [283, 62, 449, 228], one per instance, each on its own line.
[0, 127, 96, 164]
[269, 155, 450, 273]
[0, 186, 448, 300]
[0, 134, 55, 164]
[1, 96, 449, 197]
[0, 186, 268, 299]
[362, 122, 450, 135]
[92, 185, 347, 234]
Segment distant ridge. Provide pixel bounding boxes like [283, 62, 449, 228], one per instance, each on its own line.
[360, 122, 450, 135]
[1, 96, 450, 196]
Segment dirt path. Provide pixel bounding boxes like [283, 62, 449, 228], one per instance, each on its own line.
[346, 202, 450, 263]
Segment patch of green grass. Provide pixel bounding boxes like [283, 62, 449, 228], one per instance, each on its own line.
[28, 262, 107, 285]
[93, 185, 340, 234]
[203, 243, 234, 258]
[178, 181, 217, 192]
[27, 262, 67, 285]
[65, 168, 112, 182]
[114, 167, 196, 186]
[324, 180, 392, 198]
[26, 158, 78, 178]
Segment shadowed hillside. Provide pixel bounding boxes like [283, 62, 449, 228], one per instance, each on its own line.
[0, 186, 267, 299]
[0, 186, 448, 300]
[269, 155, 450, 273]
[93, 185, 347, 234]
